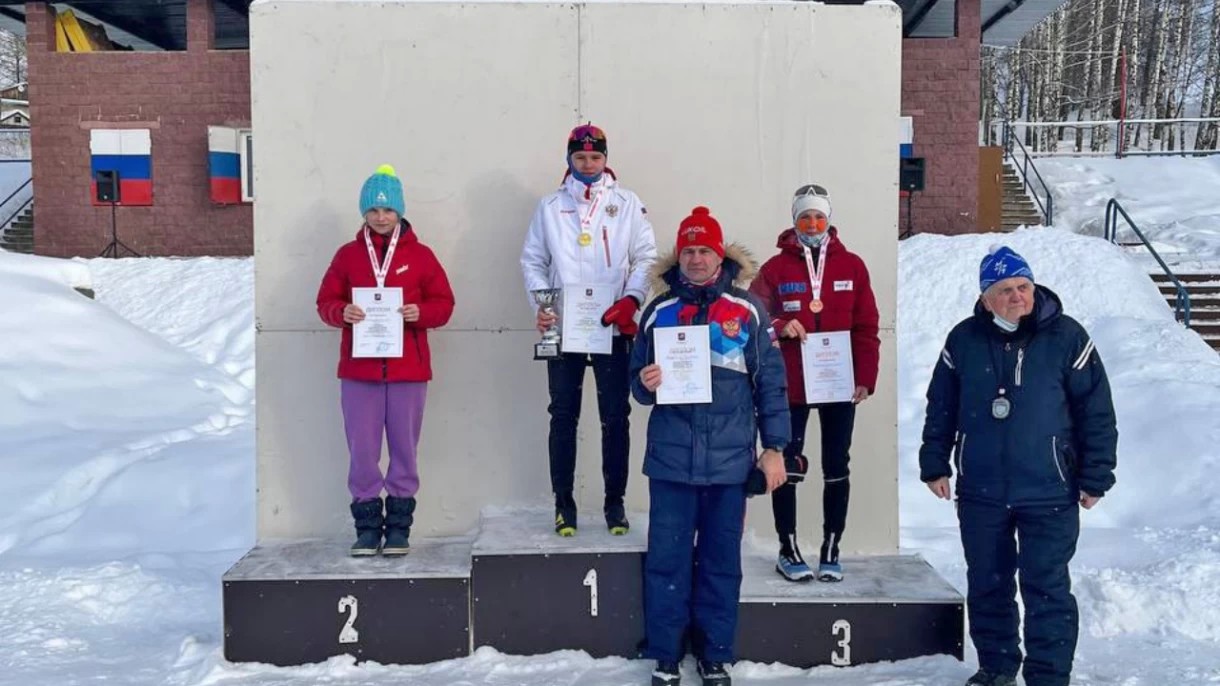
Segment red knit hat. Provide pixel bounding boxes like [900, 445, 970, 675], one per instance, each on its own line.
[676, 206, 725, 258]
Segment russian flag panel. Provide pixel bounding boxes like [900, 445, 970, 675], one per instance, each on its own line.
[899, 116, 914, 159]
[208, 126, 242, 204]
[90, 128, 153, 206]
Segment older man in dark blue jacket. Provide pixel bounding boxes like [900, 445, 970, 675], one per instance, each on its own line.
[920, 246, 1118, 686]
[631, 207, 789, 686]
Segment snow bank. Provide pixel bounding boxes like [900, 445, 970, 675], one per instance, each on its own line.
[0, 258, 253, 559]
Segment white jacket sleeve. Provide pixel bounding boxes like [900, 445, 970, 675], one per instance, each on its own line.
[623, 201, 658, 303]
[520, 199, 553, 311]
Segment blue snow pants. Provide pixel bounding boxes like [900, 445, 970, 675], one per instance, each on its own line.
[959, 498, 1081, 686]
[644, 478, 747, 664]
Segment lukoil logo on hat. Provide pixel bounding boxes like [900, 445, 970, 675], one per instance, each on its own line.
[683, 226, 708, 241]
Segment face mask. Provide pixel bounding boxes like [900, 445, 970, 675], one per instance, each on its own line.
[568, 159, 604, 186]
[993, 314, 1019, 332]
[797, 230, 826, 248]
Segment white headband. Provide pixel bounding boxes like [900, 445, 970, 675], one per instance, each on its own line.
[792, 194, 832, 223]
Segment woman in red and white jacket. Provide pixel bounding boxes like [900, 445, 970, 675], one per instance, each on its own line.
[316, 164, 455, 557]
[748, 183, 880, 583]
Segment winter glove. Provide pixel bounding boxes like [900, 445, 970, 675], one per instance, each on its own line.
[746, 454, 809, 497]
[601, 296, 640, 337]
[785, 454, 809, 483]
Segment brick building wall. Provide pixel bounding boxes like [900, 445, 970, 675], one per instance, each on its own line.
[900, 0, 981, 236]
[26, 0, 252, 257]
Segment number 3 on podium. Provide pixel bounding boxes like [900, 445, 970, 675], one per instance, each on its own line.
[831, 619, 851, 666]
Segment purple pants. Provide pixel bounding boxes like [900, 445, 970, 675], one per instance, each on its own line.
[341, 379, 427, 502]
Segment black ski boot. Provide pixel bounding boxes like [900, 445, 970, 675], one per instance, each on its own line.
[964, 671, 1017, 686]
[651, 661, 681, 686]
[349, 498, 383, 557]
[383, 496, 415, 556]
[555, 491, 577, 536]
[604, 497, 629, 535]
[696, 660, 731, 686]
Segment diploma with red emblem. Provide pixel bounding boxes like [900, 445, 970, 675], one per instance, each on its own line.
[801, 331, 854, 404]
[655, 325, 713, 405]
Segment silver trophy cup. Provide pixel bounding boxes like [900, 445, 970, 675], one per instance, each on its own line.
[532, 288, 562, 360]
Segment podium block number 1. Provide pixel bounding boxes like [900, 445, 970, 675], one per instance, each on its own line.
[582, 569, 599, 617]
[338, 595, 360, 644]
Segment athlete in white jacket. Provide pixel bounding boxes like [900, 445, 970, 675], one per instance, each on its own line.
[519, 123, 658, 536]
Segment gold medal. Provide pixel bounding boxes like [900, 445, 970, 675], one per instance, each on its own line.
[809, 299, 824, 313]
[578, 232, 592, 247]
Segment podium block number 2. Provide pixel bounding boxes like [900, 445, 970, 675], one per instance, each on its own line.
[338, 595, 360, 644]
[583, 569, 599, 617]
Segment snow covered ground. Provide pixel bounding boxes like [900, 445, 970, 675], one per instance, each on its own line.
[1, 156, 1219, 684]
[1036, 155, 1220, 272]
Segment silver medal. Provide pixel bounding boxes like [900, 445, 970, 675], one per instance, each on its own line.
[991, 396, 1012, 420]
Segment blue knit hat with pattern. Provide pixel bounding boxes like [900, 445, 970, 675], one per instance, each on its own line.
[359, 164, 405, 217]
[979, 245, 1034, 293]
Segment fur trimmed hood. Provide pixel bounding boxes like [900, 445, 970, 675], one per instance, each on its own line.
[648, 242, 758, 296]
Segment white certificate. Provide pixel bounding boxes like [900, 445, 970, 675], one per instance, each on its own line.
[801, 331, 855, 404]
[655, 325, 713, 405]
[352, 287, 404, 358]
[561, 285, 615, 355]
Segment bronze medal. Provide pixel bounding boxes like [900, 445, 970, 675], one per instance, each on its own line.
[809, 299, 824, 313]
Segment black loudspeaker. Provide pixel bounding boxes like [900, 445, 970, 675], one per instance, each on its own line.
[899, 158, 925, 193]
[95, 170, 120, 203]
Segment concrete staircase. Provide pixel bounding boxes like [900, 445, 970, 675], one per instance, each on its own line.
[1152, 272, 1220, 351]
[1002, 165, 1047, 231]
[0, 204, 34, 254]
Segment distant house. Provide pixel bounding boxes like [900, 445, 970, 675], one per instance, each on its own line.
[0, 109, 28, 128]
[0, 83, 30, 129]
[0, 82, 28, 100]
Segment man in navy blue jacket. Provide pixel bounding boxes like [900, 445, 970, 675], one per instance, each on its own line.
[631, 207, 789, 686]
[920, 246, 1118, 686]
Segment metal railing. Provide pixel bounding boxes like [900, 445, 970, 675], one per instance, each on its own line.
[1104, 198, 1191, 326]
[0, 171, 31, 241]
[987, 118, 1220, 158]
[1002, 121, 1054, 225]
[1, 195, 31, 234]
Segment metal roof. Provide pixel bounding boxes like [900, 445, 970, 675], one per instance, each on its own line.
[898, 0, 1068, 43]
[0, 1, 250, 50]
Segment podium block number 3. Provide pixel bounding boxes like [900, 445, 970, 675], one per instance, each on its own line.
[582, 569, 599, 617]
[338, 595, 360, 644]
[831, 619, 851, 666]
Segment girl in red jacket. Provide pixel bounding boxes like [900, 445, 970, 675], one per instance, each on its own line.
[748, 183, 880, 583]
[316, 165, 455, 557]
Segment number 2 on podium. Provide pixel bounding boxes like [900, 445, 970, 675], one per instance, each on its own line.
[583, 569, 599, 617]
[338, 595, 360, 644]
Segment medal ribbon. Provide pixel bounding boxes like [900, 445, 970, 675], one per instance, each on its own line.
[363, 224, 401, 288]
[579, 185, 605, 239]
[801, 241, 829, 306]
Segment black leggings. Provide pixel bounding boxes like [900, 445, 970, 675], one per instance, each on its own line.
[770, 402, 856, 549]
